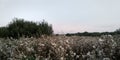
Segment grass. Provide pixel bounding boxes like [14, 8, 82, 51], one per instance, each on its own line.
[0, 35, 120, 60]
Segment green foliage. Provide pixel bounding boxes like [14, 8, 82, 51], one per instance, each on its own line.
[114, 28, 120, 34]
[38, 20, 53, 35]
[66, 32, 117, 36]
[0, 18, 53, 39]
[0, 27, 9, 38]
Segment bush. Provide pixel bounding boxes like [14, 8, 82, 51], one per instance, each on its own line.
[114, 28, 120, 34]
[0, 35, 119, 60]
[0, 27, 9, 38]
[0, 18, 53, 39]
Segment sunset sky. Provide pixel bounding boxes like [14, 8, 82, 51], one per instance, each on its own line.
[0, 0, 120, 33]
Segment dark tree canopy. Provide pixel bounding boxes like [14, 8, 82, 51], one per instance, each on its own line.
[114, 28, 120, 34]
[0, 18, 53, 39]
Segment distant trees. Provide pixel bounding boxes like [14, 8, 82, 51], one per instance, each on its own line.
[66, 31, 120, 37]
[1, 18, 120, 38]
[66, 32, 102, 36]
[114, 28, 120, 34]
[0, 18, 53, 39]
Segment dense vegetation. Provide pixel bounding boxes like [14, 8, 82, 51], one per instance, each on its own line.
[0, 18, 120, 60]
[66, 30, 120, 36]
[0, 35, 120, 60]
[0, 18, 120, 38]
[0, 18, 53, 39]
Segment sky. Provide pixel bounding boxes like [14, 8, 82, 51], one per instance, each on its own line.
[0, 0, 120, 33]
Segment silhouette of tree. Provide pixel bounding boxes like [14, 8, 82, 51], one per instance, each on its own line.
[0, 18, 53, 39]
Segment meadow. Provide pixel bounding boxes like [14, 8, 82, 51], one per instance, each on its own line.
[0, 35, 120, 60]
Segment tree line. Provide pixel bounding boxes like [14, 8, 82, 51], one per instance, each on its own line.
[0, 18, 120, 38]
[0, 18, 53, 39]
[66, 30, 120, 36]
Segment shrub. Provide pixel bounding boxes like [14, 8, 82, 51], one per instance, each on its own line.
[0, 27, 9, 38]
[114, 28, 120, 34]
[0, 18, 53, 39]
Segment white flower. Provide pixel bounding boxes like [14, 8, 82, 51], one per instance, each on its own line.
[99, 38, 104, 42]
[65, 40, 69, 43]
[60, 57, 64, 60]
[87, 51, 90, 56]
[92, 45, 96, 48]
[26, 47, 34, 52]
[73, 53, 76, 56]
[51, 43, 56, 47]
[76, 55, 79, 58]
[103, 58, 110, 60]
[39, 43, 45, 46]
[20, 43, 24, 46]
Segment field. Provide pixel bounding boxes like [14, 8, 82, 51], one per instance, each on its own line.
[0, 35, 120, 60]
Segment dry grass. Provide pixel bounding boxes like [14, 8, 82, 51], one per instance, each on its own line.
[0, 35, 119, 60]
